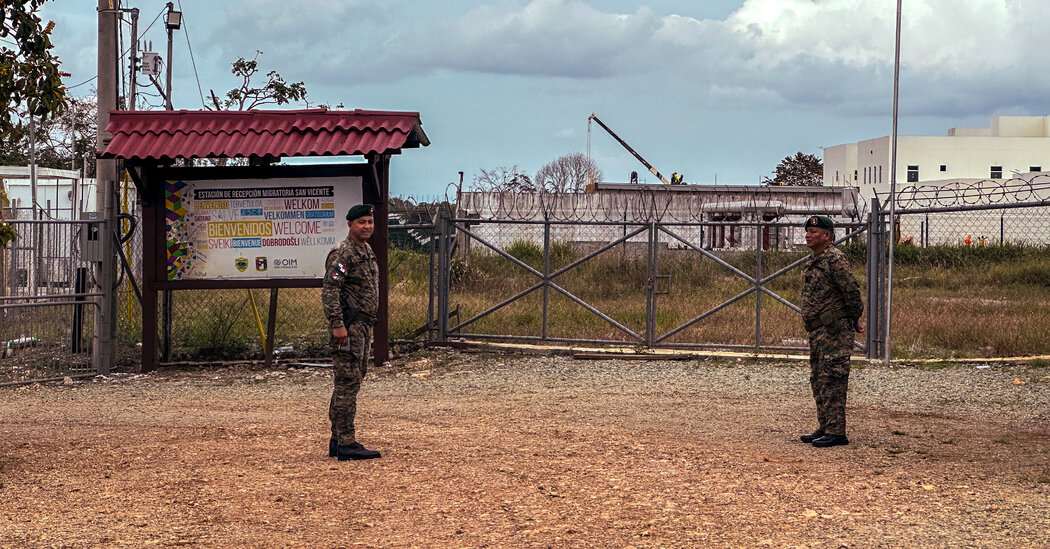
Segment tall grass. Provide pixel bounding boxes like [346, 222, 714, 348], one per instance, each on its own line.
[156, 242, 1050, 360]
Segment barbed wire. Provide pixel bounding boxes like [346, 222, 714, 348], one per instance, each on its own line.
[439, 185, 865, 224]
[885, 175, 1050, 210]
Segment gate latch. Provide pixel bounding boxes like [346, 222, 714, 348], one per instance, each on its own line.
[654, 275, 671, 295]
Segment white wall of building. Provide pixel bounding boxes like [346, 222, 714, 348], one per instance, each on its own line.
[824, 116, 1050, 200]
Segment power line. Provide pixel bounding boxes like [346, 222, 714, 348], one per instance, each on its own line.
[66, 6, 165, 95]
[178, 0, 207, 108]
[68, 76, 98, 90]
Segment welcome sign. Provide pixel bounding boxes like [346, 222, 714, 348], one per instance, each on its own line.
[164, 176, 362, 280]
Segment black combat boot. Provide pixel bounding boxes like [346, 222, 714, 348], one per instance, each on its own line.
[799, 429, 825, 443]
[337, 442, 381, 461]
[329, 437, 338, 457]
[811, 434, 849, 447]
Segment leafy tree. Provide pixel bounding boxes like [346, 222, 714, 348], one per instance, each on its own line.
[534, 153, 602, 193]
[1, 0, 67, 247]
[208, 51, 309, 110]
[0, 0, 66, 137]
[764, 151, 823, 186]
[471, 165, 535, 192]
[29, 95, 96, 174]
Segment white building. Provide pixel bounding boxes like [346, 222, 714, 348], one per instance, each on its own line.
[456, 184, 863, 254]
[0, 166, 97, 220]
[823, 115, 1050, 199]
[822, 117, 1050, 246]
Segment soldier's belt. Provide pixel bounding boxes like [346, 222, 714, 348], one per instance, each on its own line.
[805, 308, 847, 334]
[342, 308, 376, 327]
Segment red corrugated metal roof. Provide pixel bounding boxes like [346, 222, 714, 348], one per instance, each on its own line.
[100, 109, 429, 160]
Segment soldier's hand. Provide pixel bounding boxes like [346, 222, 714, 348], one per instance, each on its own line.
[333, 326, 348, 347]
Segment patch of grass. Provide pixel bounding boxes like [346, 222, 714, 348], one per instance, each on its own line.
[149, 238, 1050, 361]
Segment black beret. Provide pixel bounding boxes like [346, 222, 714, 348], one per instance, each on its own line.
[804, 215, 834, 231]
[346, 204, 374, 221]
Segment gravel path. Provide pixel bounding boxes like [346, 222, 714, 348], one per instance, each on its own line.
[1, 351, 1048, 547]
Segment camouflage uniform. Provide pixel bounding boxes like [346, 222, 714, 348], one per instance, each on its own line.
[321, 236, 379, 446]
[801, 245, 863, 437]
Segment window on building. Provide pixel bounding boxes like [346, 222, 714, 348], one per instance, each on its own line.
[940, 165, 947, 172]
[879, 165, 882, 183]
[990, 165, 1003, 179]
[1030, 166, 1042, 173]
[907, 165, 919, 183]
[854, 170, 858, 182]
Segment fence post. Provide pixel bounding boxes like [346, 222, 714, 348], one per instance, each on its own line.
[72, 267, 88, 353]
[162, 290, 172, 361]
[865, 198, 884, 360]
[645, 221, 656, 348]
[542, 221, 550, 340]
[754, 222, 762, 350]
[924, 213, 929, 248]
[436, 208, 451, 341]
[427, 226, 436, 341]
[1000, 211, 1005, 245]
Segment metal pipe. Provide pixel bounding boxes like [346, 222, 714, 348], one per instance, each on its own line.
[542, 222, 550, 339]
[755, 226, 762, 349]
[0, 300, 100, 311]
[655, 287, 756, 344]
[885, 0, 903, 365]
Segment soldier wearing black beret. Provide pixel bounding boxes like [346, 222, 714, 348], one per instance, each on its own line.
[799, 215, 864, 448]
[321, 204, 382, 460]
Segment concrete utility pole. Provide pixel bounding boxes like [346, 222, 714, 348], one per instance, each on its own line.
[95, 0, 120, 374]
[164, 2, 177, 110]
[128, 7, 139, 110]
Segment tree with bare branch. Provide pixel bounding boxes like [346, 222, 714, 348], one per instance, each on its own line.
[471, 165, 535, 193]
[534, 153, 602, 193]
[208, 51, 309, 111]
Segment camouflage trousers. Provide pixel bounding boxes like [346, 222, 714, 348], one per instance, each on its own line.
[808, 325, 853, 437]
[330, 323, 371, 446]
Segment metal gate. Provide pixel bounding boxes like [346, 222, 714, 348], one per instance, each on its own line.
[0, 218, 104, 383]
[431, 211, 877, 356]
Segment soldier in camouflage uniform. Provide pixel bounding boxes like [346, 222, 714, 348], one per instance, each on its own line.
[799, 215, 864, 448]
[322, 204, 381, 461]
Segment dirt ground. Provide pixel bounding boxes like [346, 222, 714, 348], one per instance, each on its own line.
[1, 350, 1049, 548]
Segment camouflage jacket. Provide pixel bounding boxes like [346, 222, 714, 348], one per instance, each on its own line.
[321, 237, 379, 331]
[801, 246, 863, 328]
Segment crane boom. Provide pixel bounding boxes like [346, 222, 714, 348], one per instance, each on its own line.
[588, 113, 670, 185]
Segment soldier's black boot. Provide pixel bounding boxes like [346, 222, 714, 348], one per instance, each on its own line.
[811, 434, 849, 448]
[800, 429, 825, 443]
[337, 442, 381, 461]
[329, 437, 338, 457]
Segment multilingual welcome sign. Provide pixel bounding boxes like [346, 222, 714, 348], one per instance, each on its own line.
[164, 176, 362, 280]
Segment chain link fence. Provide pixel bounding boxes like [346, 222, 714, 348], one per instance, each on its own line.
[5, 177, 1050, 381]
[1, 217, 99, 383]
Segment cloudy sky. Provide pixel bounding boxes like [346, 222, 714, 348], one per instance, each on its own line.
[43, 0, 1049, 197]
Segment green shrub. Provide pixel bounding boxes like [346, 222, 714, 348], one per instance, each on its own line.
[990, 258, 1050, 287]
[505, 239, 544, 268]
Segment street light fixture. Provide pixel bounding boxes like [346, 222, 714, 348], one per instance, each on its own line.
[165, 9, 182, 30]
